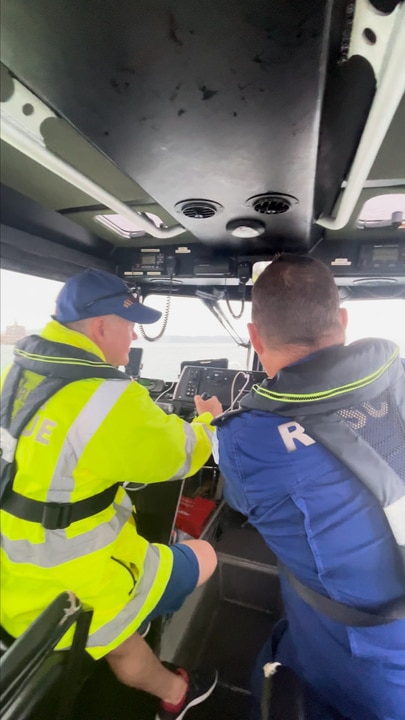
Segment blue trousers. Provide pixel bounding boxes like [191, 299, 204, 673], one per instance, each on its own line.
[249, 619, 347, 720]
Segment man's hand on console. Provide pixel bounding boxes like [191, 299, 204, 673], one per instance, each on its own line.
[194, 394, 223, 418]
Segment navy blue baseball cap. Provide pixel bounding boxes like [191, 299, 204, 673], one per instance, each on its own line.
[53, 269, 162, 324]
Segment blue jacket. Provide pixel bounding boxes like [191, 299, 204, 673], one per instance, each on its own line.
[217, 345, 405, 720]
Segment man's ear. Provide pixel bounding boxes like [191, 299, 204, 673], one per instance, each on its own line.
[87, 316, 105, 344]
[339, 307, 349, 330]
[248, 322, 264, 356]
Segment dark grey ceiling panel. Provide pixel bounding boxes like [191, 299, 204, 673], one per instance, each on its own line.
[0, 0, 330, 250]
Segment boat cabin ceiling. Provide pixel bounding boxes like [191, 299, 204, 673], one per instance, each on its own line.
[1, 0, 404, 299]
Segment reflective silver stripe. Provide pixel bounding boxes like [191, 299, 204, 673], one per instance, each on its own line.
[201, 423, 214, 442]
[211, 428, 219, 464]
[87, 543, 161, 647]
[168, 421, 197, 480]
[47, 380, 130, 501]
[0, 427, 17, 463]
[384, 495, 405, 545]
[1, 494, 133, 567]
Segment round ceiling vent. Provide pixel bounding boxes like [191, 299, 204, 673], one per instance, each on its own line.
[175, 199, 223, 219]
[247, 193, 298, 215]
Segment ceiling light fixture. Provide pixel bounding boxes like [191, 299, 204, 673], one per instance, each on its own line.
[226, 218, 266, 238]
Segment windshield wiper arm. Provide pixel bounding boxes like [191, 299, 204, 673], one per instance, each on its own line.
[196, 291, 250, 348]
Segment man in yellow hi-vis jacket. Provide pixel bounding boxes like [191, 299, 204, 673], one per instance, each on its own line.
[0, 269, 222, 720]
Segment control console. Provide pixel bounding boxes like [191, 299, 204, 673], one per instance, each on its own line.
[173, 366, 267, 411]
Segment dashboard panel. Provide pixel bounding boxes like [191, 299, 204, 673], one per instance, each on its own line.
[173, 365, 267, 413]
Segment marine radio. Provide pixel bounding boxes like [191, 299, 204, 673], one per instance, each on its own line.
[173, 365, 267, 412]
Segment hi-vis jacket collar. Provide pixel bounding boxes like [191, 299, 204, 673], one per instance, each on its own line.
[41, 319, 106, 359]
[241, 338, 402, 416]
[13, 321, 128, 381]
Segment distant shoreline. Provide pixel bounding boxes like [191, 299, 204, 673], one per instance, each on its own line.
[0, 335, 235, 345]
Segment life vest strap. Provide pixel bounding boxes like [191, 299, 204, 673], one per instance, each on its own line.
[279, 561, 405, 625]
[2, 483, 120, 530]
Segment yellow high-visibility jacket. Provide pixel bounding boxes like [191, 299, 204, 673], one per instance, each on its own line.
[0, 320, 214, 658]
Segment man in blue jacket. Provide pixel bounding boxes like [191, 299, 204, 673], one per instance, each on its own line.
[204, 254, 405, 719]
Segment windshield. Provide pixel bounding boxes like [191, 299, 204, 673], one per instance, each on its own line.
[135, 294, 251, 381]
[135, 294, 405, 381]
[342, 299, 405, 355]
[0, 269, 63, 372]
[1, 271, 404, 377]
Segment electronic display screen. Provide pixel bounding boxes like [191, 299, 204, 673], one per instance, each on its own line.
[372, 246, 398, 263]
[142, 253, 157, 266]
